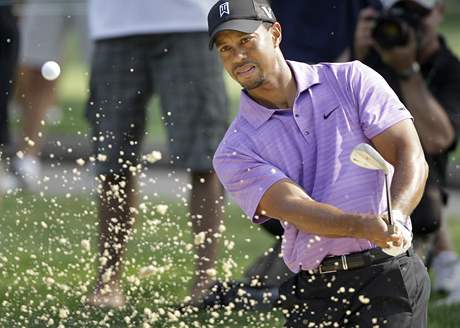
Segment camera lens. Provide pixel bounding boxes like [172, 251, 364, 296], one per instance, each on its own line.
[372, 2, 427, 50]
[372, 16, 410, 49]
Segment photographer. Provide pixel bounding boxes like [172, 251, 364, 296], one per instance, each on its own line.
[354, 0, 460, 304]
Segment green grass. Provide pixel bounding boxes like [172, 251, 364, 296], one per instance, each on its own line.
[0, 194, 283, 327]
[2, 195, 460, 327]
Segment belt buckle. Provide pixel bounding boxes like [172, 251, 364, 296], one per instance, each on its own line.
[318, 255, 348, 274]
[318, 265, 337, 274]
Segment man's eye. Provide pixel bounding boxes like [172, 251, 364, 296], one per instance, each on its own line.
[241, 36, 254, 44]
[219, 46, 231, 53]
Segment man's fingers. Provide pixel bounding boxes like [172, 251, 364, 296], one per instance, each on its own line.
[378, 235, 402, 249]
[359, 7, 379, 20]
[359, 20, 377, 31]
[376, 241, 391, 249]
[387, 225, 403, 246]
[390, 237, 403, 247]
[356, 19, 376, 41]
[356, 8, 377, 37]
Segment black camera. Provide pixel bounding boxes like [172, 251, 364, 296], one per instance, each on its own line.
[372, 1, 430, 49]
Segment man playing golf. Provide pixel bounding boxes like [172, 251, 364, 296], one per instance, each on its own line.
[208, 0, 430, 326]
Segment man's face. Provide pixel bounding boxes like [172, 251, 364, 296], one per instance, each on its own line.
[419, 4, 443, 47]
[214, 24, 278, 90]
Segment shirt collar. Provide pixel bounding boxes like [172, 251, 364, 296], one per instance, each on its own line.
[288, 60, 321, 95]
[239, 60, 321, 129]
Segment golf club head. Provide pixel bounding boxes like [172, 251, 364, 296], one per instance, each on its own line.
[351, 143, 394, 226]
[350, 143, 390, 175]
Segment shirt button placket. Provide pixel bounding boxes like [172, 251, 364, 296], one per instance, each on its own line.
[294, 109, 312, 142]
[301, 128, 312, 143]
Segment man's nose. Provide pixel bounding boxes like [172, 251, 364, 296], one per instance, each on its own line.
[232, 46, 248, 60]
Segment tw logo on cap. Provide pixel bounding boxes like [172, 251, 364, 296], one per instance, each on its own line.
[261, 6, 274, 19]
[219, 2, 230, 17]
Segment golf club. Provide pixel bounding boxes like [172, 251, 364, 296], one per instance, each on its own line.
[350, 143, 394, 233]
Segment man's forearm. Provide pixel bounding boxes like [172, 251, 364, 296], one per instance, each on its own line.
[265, 197, 364, 238]
[372, 119, 429, 219]
[390, 145, 428, 217]
[258, 181, 365, 238]
[400, 73, 455, 154]
[258, 179, 402, 249]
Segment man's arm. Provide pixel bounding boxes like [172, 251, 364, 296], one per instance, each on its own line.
[257, 119, 426, 248]
[372, 30, 455, 155]
[372, 119, 429, 217]
[399, 74, 455, 154]
[353, 7, 379, 61]
[352, 4, 455, 154]
[257, 180, 402, 249]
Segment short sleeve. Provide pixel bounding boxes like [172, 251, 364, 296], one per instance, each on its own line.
[348, 61, 413, 139]
[213, 142, 287, 224]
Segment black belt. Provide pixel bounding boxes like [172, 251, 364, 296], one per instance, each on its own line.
[310, 247, 414, 275]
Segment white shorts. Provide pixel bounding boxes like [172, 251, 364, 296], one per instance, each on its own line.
[19, 1, 92, 66]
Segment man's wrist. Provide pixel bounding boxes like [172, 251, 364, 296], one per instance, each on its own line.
[396, 62, 420, 80]
[345, 213, 365, 238]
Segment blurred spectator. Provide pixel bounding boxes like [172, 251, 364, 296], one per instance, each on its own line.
[353, 0, 460, 305]
[85, 0, 229, 308]
[10, 0, 90, 191]
[0, 4, 19, 190]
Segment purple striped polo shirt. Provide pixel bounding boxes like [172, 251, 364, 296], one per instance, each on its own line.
[213, 60, 412, 273]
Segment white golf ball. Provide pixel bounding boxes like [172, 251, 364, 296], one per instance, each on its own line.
[41, 61, 61, 81]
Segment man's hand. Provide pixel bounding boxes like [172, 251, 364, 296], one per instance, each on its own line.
[382, 221, 413, 256]
[354, 7, 379, 61]
[357, 214, 404, 249]
[374, 27, 418, 73]
[379, 210, 413, 256]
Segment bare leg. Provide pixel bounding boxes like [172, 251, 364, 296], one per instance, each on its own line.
[87, 174, 137, 308]
[431, 211, 460, 295]
[434, 221, 454, 254]
[189, 171, 225, 301]
[16, 66, 57, 156]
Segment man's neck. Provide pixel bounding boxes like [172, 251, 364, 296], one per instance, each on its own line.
[246, 59, 297, 109]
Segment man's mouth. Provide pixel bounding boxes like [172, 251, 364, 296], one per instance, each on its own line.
[235, 64, 256, 77]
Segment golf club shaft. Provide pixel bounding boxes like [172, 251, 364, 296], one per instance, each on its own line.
[384, 174, 395, 233]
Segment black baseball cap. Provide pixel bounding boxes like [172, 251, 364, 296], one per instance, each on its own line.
[207, 0, 277, 49]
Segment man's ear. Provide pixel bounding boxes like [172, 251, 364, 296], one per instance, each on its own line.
[272, 22, 282, 47]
